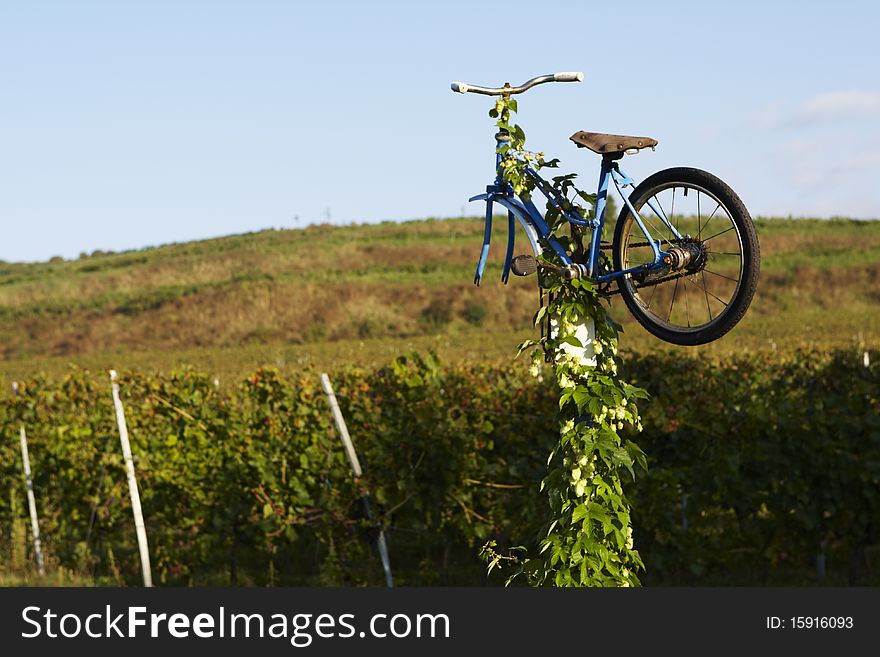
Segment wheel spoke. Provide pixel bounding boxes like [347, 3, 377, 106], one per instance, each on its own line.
[683, 273, 691, 327]
[697, 191, 702, 239]
[711, 251, 742, 257]
[683, 274, 729, 308]
[704, 268, 740, 284]
[703, 225, 735, 242]
[643, 196, 676, 249]
[671, 187, 677, 234]
[645, 274, 659, 309]
[701, 270, 712, 321]
[653, 192, 672, 225]
[701, 202, 722, 233]
[667, 276, 680, 322]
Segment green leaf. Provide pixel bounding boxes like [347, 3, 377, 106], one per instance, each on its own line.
[588, 505, 611, 524]
[559, 390, 574, 409]
[571, 504, 589, 523]
[561, 335, 584, 348]
[516, 339, 539, 358]
[572, 389, 591, 412]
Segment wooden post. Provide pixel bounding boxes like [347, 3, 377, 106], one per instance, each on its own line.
[320, 373, 393, 587]
[109, 370, 153, 587]
[12, 382, 45, 577]
[320, 374, 363, 476]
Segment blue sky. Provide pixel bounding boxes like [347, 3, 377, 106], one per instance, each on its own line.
[1, 0, 878, 262]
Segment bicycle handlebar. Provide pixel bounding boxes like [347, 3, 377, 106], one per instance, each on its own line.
[450, 72, 584, 96]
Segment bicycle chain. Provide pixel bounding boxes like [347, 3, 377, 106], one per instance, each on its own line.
[600, 241, 653, 250]
[598, 271, 693, 297]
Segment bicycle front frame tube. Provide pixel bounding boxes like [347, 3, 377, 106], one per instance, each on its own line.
[520, 159, 684, 281]
[471, 132, 685, 284]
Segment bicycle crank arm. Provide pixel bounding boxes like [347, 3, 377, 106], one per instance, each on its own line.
[510, 254, 588, 281]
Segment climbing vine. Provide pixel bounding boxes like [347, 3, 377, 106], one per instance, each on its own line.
[482, 96, 649, 586]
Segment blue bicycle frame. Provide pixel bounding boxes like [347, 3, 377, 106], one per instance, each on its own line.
[469, 135, 685, 286]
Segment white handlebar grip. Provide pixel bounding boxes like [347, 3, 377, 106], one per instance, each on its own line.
[554, 71, 584, 82]
[451, 81, 470, 94]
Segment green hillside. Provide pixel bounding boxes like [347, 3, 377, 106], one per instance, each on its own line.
[2, 216, 879, 381]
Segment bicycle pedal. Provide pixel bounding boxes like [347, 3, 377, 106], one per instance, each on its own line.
[511, 254, 538, 276]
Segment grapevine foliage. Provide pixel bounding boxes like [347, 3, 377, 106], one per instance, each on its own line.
[0, 350, 877, 585]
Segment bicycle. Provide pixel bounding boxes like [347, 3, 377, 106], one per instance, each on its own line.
[451, 72, 760, 346]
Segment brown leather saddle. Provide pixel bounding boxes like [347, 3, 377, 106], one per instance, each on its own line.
[570, 131, 658, 156]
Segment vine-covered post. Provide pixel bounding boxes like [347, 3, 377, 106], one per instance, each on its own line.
[479, 95, 649, 587]
[518, 279, 648, 586]
[12, 382, 46, 577]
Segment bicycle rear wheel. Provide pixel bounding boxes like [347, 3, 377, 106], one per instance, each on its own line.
[611, 167, 760, 346]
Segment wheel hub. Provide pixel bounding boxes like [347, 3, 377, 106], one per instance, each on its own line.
[663, 240, 707, 272]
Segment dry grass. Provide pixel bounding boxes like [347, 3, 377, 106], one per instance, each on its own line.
[1, 216, 878, 380]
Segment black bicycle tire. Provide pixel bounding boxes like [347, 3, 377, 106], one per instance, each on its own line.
[611, 167, 760, 346]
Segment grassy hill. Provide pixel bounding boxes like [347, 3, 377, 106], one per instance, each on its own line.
[2, 216, 879, 381]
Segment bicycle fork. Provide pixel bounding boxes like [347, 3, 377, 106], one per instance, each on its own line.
[473, 197, 519, 286]
[473, 131, 518, 286]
